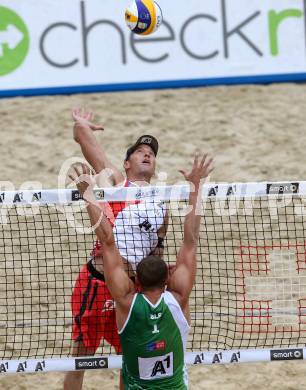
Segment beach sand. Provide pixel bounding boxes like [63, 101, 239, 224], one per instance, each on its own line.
[1, 83, 306, 388]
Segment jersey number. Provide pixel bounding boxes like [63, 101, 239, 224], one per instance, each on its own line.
[152, 324, 159, 334]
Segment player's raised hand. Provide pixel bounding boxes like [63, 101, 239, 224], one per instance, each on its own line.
[68, 163, 115, 222]
[68, 163, 96, 203]
[179, 153, 214, 186]
[72, 108, 104, 131]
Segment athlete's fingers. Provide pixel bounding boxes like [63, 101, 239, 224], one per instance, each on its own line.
[79, 164, 86, 176]
[72, 164, 83, 178]
[203, 157, 214, 171]
[178, 169, 187, 179]
[203, 156, 213, 170]
[68, 173, 76, 183]
[91, 124, 104, 131]
[86, 110, 93, 121]
[68, 167, 79, 183]
[193, 152, 200, 168]
[72, 108, 79, 120]
[82, 163, 91, 176]
[203, 158, 214, 176]
[206, 165, 214, 176]
[200, 154, 208, 168]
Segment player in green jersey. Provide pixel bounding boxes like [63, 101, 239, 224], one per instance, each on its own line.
[70, 153, 213, 389]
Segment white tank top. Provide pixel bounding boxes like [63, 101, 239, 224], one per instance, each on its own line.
[92, 180, 167, 271]
[113, 194, 166, 271]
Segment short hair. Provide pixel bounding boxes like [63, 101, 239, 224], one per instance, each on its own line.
[136, 255, 168, 290]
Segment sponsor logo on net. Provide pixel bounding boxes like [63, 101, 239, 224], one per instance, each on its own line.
[135, 187, 160, 199]
[94, 190, 105, 200]
[270, 348, 303, 361]
[75, 357, 108, 370]
[71, 189, 105, 201]
[266, 182, 299, 195]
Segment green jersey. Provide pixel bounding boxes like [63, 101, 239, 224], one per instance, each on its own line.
[119, 291, 190, 389]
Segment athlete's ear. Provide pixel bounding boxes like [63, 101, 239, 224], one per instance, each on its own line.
[124, 159, 130, 171]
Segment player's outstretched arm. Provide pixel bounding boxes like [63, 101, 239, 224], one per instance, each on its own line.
[69, 164, 134, 304]
[168, 153, 214, 306]
[72, 108, 125, 186]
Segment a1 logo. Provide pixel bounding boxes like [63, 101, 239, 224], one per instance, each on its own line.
[0, 6, 29, 76]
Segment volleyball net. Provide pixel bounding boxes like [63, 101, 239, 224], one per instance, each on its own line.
[1, 181, 306, 373]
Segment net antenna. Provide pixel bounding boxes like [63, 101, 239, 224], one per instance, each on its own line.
[0, 181, 306, 374]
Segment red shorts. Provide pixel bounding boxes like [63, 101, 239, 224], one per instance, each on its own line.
[71, 260, 122, 353]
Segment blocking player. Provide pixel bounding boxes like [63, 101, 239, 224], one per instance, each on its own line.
[70, 152, 213, 389]
[64, 109, 168, 390]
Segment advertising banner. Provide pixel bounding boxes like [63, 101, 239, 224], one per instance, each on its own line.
[0, 0, 305, 96]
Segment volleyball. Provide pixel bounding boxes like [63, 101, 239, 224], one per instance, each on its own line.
[125, 0, 163, 36]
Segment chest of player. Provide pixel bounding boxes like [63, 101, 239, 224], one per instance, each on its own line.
[113, 200, 166, 235]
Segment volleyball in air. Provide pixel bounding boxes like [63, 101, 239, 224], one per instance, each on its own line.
[125, 0, 163, 35]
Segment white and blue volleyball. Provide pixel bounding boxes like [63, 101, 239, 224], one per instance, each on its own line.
[125, 0, 163, 36]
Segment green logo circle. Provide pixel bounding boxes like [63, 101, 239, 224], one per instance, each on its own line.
[0, 6, 29, 76]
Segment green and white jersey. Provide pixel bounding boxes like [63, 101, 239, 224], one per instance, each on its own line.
[119, 291, 190, 389]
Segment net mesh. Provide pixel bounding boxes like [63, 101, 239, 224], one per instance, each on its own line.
[1, 190, 306, 360]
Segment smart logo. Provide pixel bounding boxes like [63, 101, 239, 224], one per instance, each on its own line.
[0, 6, 29, 76]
